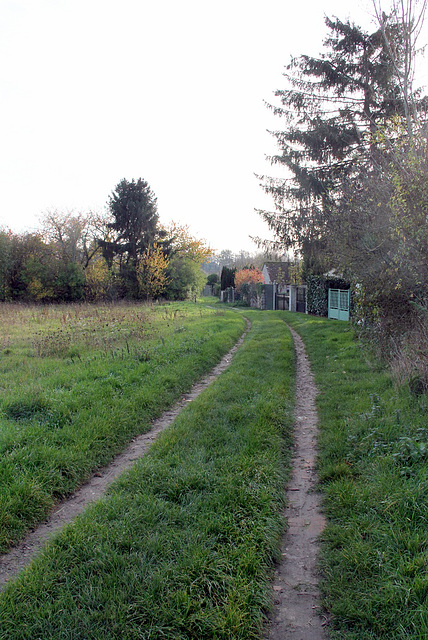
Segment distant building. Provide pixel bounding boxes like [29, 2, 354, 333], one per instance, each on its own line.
[261, 262, 290, 293]
[261, 262, 306, 312]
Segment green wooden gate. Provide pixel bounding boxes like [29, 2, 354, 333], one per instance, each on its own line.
[328, 288, 350, 321]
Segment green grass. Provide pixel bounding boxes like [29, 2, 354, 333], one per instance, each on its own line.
[0, 301, 245, 553]
[4, 305, 423, 638]
[0, 310, 294, 639]
[283, 312, 428, 640]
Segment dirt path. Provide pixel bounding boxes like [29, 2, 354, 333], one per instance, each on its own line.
[0, 321, 250, 592]
[266, 325, 327, 639]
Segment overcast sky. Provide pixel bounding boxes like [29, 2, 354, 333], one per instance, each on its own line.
[0, 0, 425, 253]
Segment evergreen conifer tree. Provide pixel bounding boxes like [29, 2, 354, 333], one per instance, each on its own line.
[99, 178, 167, 296]
[257, 16, 419, 268]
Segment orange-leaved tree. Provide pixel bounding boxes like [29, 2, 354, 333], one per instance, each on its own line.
[234, 267, 265, 292]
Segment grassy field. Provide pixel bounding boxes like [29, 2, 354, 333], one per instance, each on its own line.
[0, 310, 295, 639]
[2, 304, 426, 639]
[283, 312, 427, 640]
[0, 301, 245, 553]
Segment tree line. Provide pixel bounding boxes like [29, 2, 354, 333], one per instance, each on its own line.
[0, 179, 212, 303]
[257, 0, 427, 387]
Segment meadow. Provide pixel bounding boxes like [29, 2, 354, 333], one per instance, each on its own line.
[0, 307, 295, 639]
[0, 301, 244, 552]
[0, 304, 426, 639]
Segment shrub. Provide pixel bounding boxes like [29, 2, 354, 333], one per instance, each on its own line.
[206, 273, 219, 285]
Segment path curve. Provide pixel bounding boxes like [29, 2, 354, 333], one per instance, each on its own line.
[266, 324, 327, 639]
[0, 320, 251, 592]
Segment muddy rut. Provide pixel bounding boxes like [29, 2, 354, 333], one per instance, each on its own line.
[266, 325, 327, 640]
[0, 321, 250, 591]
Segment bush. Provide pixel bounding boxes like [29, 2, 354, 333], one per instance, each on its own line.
[207, 273, 219, 285]
[234, 268, 264, 293]
[165, 256, 206, 300]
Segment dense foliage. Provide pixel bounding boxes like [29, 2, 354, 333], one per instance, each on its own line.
[0, 183, 210, 303]
[258, 6, 427, 387]
[234, 267, 265, 292]
[220, 265, 236, 290]
[0, 229, 87, 303]
[163, 223, 213, 300]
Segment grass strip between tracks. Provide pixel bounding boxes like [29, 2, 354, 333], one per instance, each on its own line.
[283, 312, 427, 640]
[0, 311, 294, 639]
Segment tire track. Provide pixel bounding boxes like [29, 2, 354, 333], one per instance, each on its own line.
[0, 320, 251, 591]
[266, 324, 327, 639]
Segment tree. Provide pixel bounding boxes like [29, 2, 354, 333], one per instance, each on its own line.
[220, 266, 236, 290]
[84, 254, 116, 301]
[165, 255, 206, 300]
[206, 273, 219, 285]
[217, 250, 235, 269]
[159, 222, 212, 300]
[233, 250, 253, 270]
[234, 267, 264, 292]
[137, 244, 170, 300]
[8, 233, 55, 300]
[328, 125, 427, 306]
[372, 0, 428, 137]
[99, 178, 165, 296]
[4, 232, 84, 302]
[256, 15, 417, 264]
[40, 210, 86, 264]
[289, 261, 304, 285]
[0, 229, 13, 300]
[40, 209, 110, 269]
[163, 222, 213, 264]
[39, 209, 111, 300]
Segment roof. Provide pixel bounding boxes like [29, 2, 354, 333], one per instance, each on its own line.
[262, 262, 290, 285]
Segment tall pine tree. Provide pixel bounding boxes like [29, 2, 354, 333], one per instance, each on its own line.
[256, 16, 413, 270]
[99, 178, 167, 296]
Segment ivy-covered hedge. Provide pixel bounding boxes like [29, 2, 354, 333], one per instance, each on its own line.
[307, 276, 328, 316]
[307, 275, 350, 316]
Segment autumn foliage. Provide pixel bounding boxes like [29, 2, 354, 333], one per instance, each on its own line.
[234, 268, 265, 292]
[137, 244, 170, 299]
[163, 222, 213, 264]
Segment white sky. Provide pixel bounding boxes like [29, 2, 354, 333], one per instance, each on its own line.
[0, 0, 426, 253]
